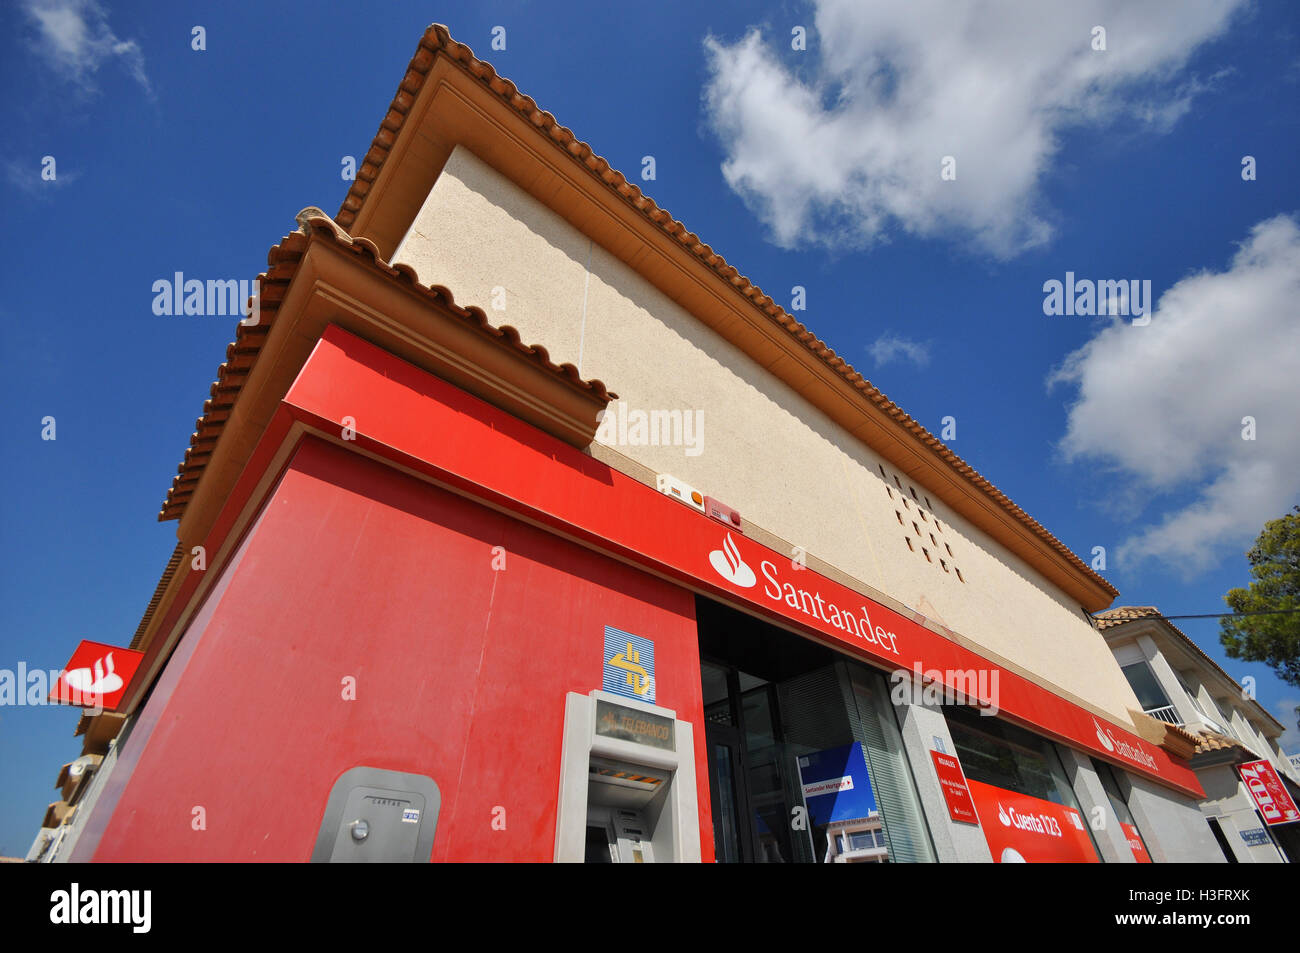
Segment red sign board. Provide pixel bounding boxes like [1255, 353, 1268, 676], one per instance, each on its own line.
[1238, 759, 1300, 826]
[1121, 822, 1152, 862]
[931, 750, 979, 824]
[966, 779, 1099, 863]
[282, 327, 1205, 799]
[48, 641, 144, 711]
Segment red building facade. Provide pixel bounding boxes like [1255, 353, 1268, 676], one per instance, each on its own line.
[39, 25, 1223, 864]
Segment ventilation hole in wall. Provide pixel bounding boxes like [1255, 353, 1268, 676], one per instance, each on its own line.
[894, 475, 902, 490]
[887, 486, 894, 499]
[912, 522, 920, 536]
[905, 537, 914, 551]
[930, 533, 937, 546]
[922, 547, 931, 562]
[935, 519, 943, 533]
[879, 464, 886, 479]
[910, 485, 918, 501]
[955, 568, 964, 582]
[940, 559, 949, 572]
[919, 510, 928, 522]
[902, 497, 910, 510]
[925, 495, 932, 509]
[896, 511, 904, 525]
[945, 543, 953, 557]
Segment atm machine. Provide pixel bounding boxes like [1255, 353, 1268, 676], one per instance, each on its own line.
[554, 690, 701, 863]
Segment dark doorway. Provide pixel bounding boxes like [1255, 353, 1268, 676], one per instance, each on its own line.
[696, 596, 936, 863]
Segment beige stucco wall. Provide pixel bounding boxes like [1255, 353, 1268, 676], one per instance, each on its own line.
[392, 145, 1144, 724]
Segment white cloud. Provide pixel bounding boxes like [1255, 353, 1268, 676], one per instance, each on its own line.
[869, 332, 931, 368]
[1049, 215, 1300, 574]
[702, 1, 1243, 258]
[21, 0, 150, 97]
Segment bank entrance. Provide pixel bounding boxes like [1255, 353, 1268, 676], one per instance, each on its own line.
[697, 596, 935, 862]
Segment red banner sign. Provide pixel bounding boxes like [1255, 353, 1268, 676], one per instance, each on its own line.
[966, 779, 1099, 863]
[931, 750, 979, 824]
[48, 640, 144, 711]
[1238, 759, 1300, 826]
[283, 327, 1204, 799]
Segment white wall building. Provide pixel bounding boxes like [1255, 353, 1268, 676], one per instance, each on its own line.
[1098, 606, 1299, 863]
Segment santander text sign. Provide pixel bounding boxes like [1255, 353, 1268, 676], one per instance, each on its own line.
[698, 530, 1181, 789]
[709, 533, 900, 655]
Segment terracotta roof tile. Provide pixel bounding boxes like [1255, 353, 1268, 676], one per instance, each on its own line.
[1095, 606, 1162, 630]
[1194, 729, 1247, 755]
[336, 23, 1116, 600]
[128, 543, 184, 649]
[158, 211, 615, 523]
[1165, 721, 1202, 749]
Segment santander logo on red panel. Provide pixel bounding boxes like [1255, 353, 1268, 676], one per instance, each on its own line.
[1092, 716, 1157, 770]
[48, 640, 145, 711]
[708, 533, 755, 587]
[704, 535, 1166, 782]
[706, 533, 901, 655]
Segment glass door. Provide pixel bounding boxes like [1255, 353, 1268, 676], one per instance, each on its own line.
[705, 721, 750, 862]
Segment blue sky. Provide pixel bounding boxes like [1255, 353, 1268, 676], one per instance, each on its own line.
[1, 0, 1298, 855]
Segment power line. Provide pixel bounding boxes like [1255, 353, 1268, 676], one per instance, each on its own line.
[1098, 608, 1300, 623]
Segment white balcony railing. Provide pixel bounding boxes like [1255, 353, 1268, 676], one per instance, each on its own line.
[1143, 705, 1182, 725]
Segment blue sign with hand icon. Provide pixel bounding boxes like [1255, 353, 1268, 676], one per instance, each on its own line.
[603, 626, 655, 704]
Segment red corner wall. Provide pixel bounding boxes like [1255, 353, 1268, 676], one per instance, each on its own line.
[88, 435, 709, 861]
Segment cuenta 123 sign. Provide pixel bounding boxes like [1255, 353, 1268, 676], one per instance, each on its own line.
[47, 641, 144, 711]
[965, 779, 1098, 863]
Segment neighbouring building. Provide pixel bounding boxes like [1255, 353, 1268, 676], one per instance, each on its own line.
[1099, 606, 1300, 863]
[30, 24, 1228, 863]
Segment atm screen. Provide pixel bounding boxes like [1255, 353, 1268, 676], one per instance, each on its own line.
[584, 825, 613, 863]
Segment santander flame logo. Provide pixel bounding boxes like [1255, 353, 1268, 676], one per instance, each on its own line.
[63, 652, 124, 696]
[709, 532, 756, 588]
[1093, 717, 1116, 752]
[997, 803, 1011, 827]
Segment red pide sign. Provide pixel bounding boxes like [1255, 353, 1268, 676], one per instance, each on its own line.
[282, 328, 1204, 800]
[1238, 759, 1300, 826]
[967, 779, 1098, 863]
[930, 751, 979, 824]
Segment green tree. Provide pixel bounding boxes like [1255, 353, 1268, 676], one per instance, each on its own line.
[1220, 507, 1300, 729]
